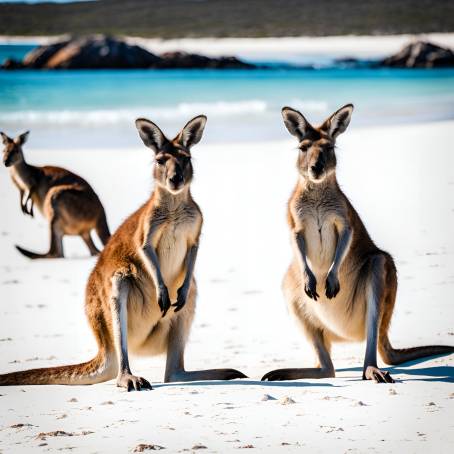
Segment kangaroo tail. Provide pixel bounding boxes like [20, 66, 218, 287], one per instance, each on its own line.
[15, 245, 54, 260]
[379, 335, 454, 365]
[0, 352, 114, 386]
[96, 212, 111, 246]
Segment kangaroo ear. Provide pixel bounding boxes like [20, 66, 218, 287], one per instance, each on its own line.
[176, 115, 207, 149]
[1, 132, 12, 145]
[135, 118, 168, 152]
[14, 131, 29, 146]
[322, 104, 354, 139]
[281, 107, 313, 141]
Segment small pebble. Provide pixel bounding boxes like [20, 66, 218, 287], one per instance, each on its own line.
[279, 396, 296, 405]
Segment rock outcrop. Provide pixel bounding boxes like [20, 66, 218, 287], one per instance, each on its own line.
[1, 35, 254, 70]
[379, 41, 454, 68]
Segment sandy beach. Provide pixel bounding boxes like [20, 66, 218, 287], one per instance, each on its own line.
[2, 33, 454, 61]
[0, 119, 453, 452]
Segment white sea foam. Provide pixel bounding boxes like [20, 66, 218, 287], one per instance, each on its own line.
[0, 99, 330, 126]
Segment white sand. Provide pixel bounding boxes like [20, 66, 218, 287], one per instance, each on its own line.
[2, 33, 454, 61]
[0, 121, 453, 452]
[129, 33, 454, 60]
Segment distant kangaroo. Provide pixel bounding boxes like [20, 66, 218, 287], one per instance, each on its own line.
[1, 131, 110, 258]
[262, 104, 454, 383]
[0, 116, 246, 391]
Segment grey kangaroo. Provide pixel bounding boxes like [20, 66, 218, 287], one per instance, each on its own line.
[1, 131, 110, 258]
[262, 104, 454, 383]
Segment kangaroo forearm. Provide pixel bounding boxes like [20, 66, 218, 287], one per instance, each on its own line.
[330, 226, 352, 274]
[294, 231, 311, 274]
[142, 244, 166, 289]
[181, 244, 198, 290]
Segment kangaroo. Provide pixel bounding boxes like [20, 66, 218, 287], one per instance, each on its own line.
[1, 131, 110, 258]
[262, 104, 454, 383]
[0, 116, 246, 391]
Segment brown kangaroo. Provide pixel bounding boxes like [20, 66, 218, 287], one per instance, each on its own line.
[0, 116, 246, 391]
[1, 131, 110, 258]
[262, 104, 454, 383]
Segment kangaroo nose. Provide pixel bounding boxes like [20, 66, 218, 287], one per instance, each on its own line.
[170, 174, 183, 185]
[311, 163, 323, 175]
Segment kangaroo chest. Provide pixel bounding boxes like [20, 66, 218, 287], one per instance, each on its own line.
[300, 206, 337, 275]
[10, 169, 29, 192]
[154, 208, 200, 288]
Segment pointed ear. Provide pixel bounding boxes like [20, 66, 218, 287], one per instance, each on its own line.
[135, 118, 168, 152]
[322, 104, 354, 139]
[281, 107, 313, 141]
[176, 115, 207, 149]
[14, 130, 30, 145]
[1, 132, 12, 145]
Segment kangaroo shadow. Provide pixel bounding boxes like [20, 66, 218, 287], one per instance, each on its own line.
[337, 354, 454, 383]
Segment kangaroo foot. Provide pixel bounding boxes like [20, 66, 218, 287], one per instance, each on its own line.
[262, 367, 335, 381]
[116, 373, 152, 392]
[167, 368, 247, 382]
[363, 366, 395, 383]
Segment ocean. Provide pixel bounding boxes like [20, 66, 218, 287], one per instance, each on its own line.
[1, 44, 454, 149]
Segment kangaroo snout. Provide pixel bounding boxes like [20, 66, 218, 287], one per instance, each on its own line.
[169, 172, 184, 188]
[310, 161, 324, 178]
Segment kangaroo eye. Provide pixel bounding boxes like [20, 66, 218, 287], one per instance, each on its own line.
[156, 158, 166, 166]
[300, 145, 309, 152]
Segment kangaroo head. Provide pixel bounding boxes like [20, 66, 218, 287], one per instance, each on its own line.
[1, 131, 29, 167]
[282, 104, 353, 184]
[135, 115, 207, 195]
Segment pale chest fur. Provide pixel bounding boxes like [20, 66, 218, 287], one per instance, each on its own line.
[293, 193, 344, 278]
[10, 169, 28, 192]
[157, 218, 196, 288]
[151, 204, 201, 294]
[290, 189, 366, 341]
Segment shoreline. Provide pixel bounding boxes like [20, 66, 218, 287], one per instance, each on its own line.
[1, 33, 454, 59]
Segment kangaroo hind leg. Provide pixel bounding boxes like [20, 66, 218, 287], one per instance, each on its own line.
[15, 216, 64, 259]
[111, 274, 152, 391]
[362, 254, 395, 383]
[164, 284, 247, 382]
[262, 316, 334, 381]
[81, 231, 100, 256]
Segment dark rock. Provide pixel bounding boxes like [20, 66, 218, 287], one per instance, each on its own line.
[158, 51, 253, 69]
[1, 35, 255, 70]
[23, 39, 71, 68]
[23, 35, 161, 69]
[379, 41, 454, 68]
[1, 58, 23, 69]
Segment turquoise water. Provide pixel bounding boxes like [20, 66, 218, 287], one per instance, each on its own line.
[1, 44, 454, 148]
[0, 44, 36, 64]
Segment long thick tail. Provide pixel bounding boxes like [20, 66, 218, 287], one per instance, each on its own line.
[15, 245, 54, 260]
[0, 352, 114, 386]
[96, 211, 111, 246]
[379, 335, 454, 365]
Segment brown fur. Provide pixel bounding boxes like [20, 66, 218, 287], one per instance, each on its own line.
[1, 131, 110, 258]
[0, 116, 246, 390]
[262, 104, 454, 383]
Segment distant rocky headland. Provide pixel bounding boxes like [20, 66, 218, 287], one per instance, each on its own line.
[337, 41, 454, 69]
[1, 35, 255, 70]
[2, 36, 454, 70]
